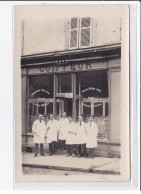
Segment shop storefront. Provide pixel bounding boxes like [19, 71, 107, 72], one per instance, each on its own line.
[21, 44, 121, 157]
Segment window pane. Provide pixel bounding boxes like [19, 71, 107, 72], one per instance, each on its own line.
[29, 75, 53, 98]
[94, 102, 103, 116]
[81, 17, 91, 28]
[81, 28, 90, 47]
[70, 30, 77, 48]
[58, 74, 72, 93]
[28, 103, 37, 133]
[71, 18, 78, 29]
[80, 71, 108, 98]
[83, 102, 91, 122]
[105, 102, 109, 116]
[38, 102, 45, 115]
[46, 102, 53, 116]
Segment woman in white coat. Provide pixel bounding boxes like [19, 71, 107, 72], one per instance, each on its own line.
[86, 115, 98, 159]
[46, 114, 59, 156]
[76, 115, 87, 158]
[66, 116, 77, 157]
[58, 112, 69, 151]
[32, 114, 46, 157]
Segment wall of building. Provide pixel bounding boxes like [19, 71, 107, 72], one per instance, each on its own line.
[23, 18, 121, 55]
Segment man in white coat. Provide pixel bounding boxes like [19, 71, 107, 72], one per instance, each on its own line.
[45, 114, 59, 156]
[76, 115, 87, 158]
[66, 116, 77, 157]
[32, 113, 46, 157]
[86, 115, 98, 159]
[58, 112, 69, 151]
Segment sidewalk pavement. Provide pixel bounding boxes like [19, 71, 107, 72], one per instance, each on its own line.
[22, 151, 120, 175]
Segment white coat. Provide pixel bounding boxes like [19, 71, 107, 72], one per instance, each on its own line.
[32, 119, 46, 144]
[66, 121, 77, 145]
[76, 122, 87, 144]
[46, 119, 59, 143]
[86, 121, 98, 148]
[58, 117, 69, 140]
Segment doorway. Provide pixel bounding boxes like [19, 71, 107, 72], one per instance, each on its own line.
[64, 98, 72, 117]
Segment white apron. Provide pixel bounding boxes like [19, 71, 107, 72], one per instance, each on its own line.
[32, 119, 46, 144]
[46, 119, 59, 143]
[66, 122, 77, 145]
[86, 121, 98, 148]
[76, 122, 87, 144]
[58, 118, 69, 140]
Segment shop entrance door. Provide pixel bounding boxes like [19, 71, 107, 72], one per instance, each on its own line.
[57, 98, 72, 118]
[64, 98, 72, 117]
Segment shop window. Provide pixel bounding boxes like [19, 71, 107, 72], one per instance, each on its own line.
[94, 102, 103, 116]
[57, 74, 72, 93]
[29, 75, 53, 98]
[77, 71, 108, 98]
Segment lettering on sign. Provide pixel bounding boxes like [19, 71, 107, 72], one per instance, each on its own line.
[39, 62, 92, 73]
[82, 87, 101, 94]
[82, 102, 103, 108]
[32, 89, 50, 96]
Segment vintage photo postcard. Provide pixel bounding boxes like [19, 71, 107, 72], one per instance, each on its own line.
[14, 4, 130, 182]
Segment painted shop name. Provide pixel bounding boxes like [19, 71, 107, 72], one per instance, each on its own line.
[39, 62, 92, 73]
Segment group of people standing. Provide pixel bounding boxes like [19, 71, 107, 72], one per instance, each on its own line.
[32, 112, 98, 159]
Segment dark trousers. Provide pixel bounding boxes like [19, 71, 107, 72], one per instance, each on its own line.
[49, 141, 56, 154]
[89, 148, 95, 157]
[77, 144, 86, 156]
[34, 143, 44, 155]
[66, 144, 76, 155]
[58, 140, 66, 150]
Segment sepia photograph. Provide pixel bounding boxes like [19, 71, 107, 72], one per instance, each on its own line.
[14, 4, 130, 182]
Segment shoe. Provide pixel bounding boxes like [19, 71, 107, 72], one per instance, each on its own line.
[77, 155, 81, 158]
[66, 154, 70, 157]
[72, 154, 75, 157]
[49, 153, 53, 156]
[87, 155, 91, 159]
[41, 154, 45, 156]
[91, 156, 94, 159]
[34, 154, 37, 157]
[83, 155, 87, 158]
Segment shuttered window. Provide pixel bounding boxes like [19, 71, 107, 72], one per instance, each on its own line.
[69, 17, 92, 49]
[80, 17, 91, 47]
[69, 17, 79, 49]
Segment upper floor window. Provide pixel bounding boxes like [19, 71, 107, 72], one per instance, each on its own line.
[69, 17, 92, 49]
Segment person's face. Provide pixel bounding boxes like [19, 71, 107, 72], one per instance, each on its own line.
[89, 117, 93, 122]
[50, 115, 54, 120]
[78, 116, 83, 122]
[68, 117, 72, 123]
[62, 112, 66, 118]
[38, 114, 42, 121]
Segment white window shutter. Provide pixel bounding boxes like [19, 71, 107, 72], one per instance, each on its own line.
[80, 17, 92, 48]
[69, 17, 79, 49]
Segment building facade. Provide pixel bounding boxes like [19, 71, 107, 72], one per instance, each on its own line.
[21, 17, 121, 157]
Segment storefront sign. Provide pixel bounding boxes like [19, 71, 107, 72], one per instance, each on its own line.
[39, 62, 92, 73]
[27, 61, 107, 75]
